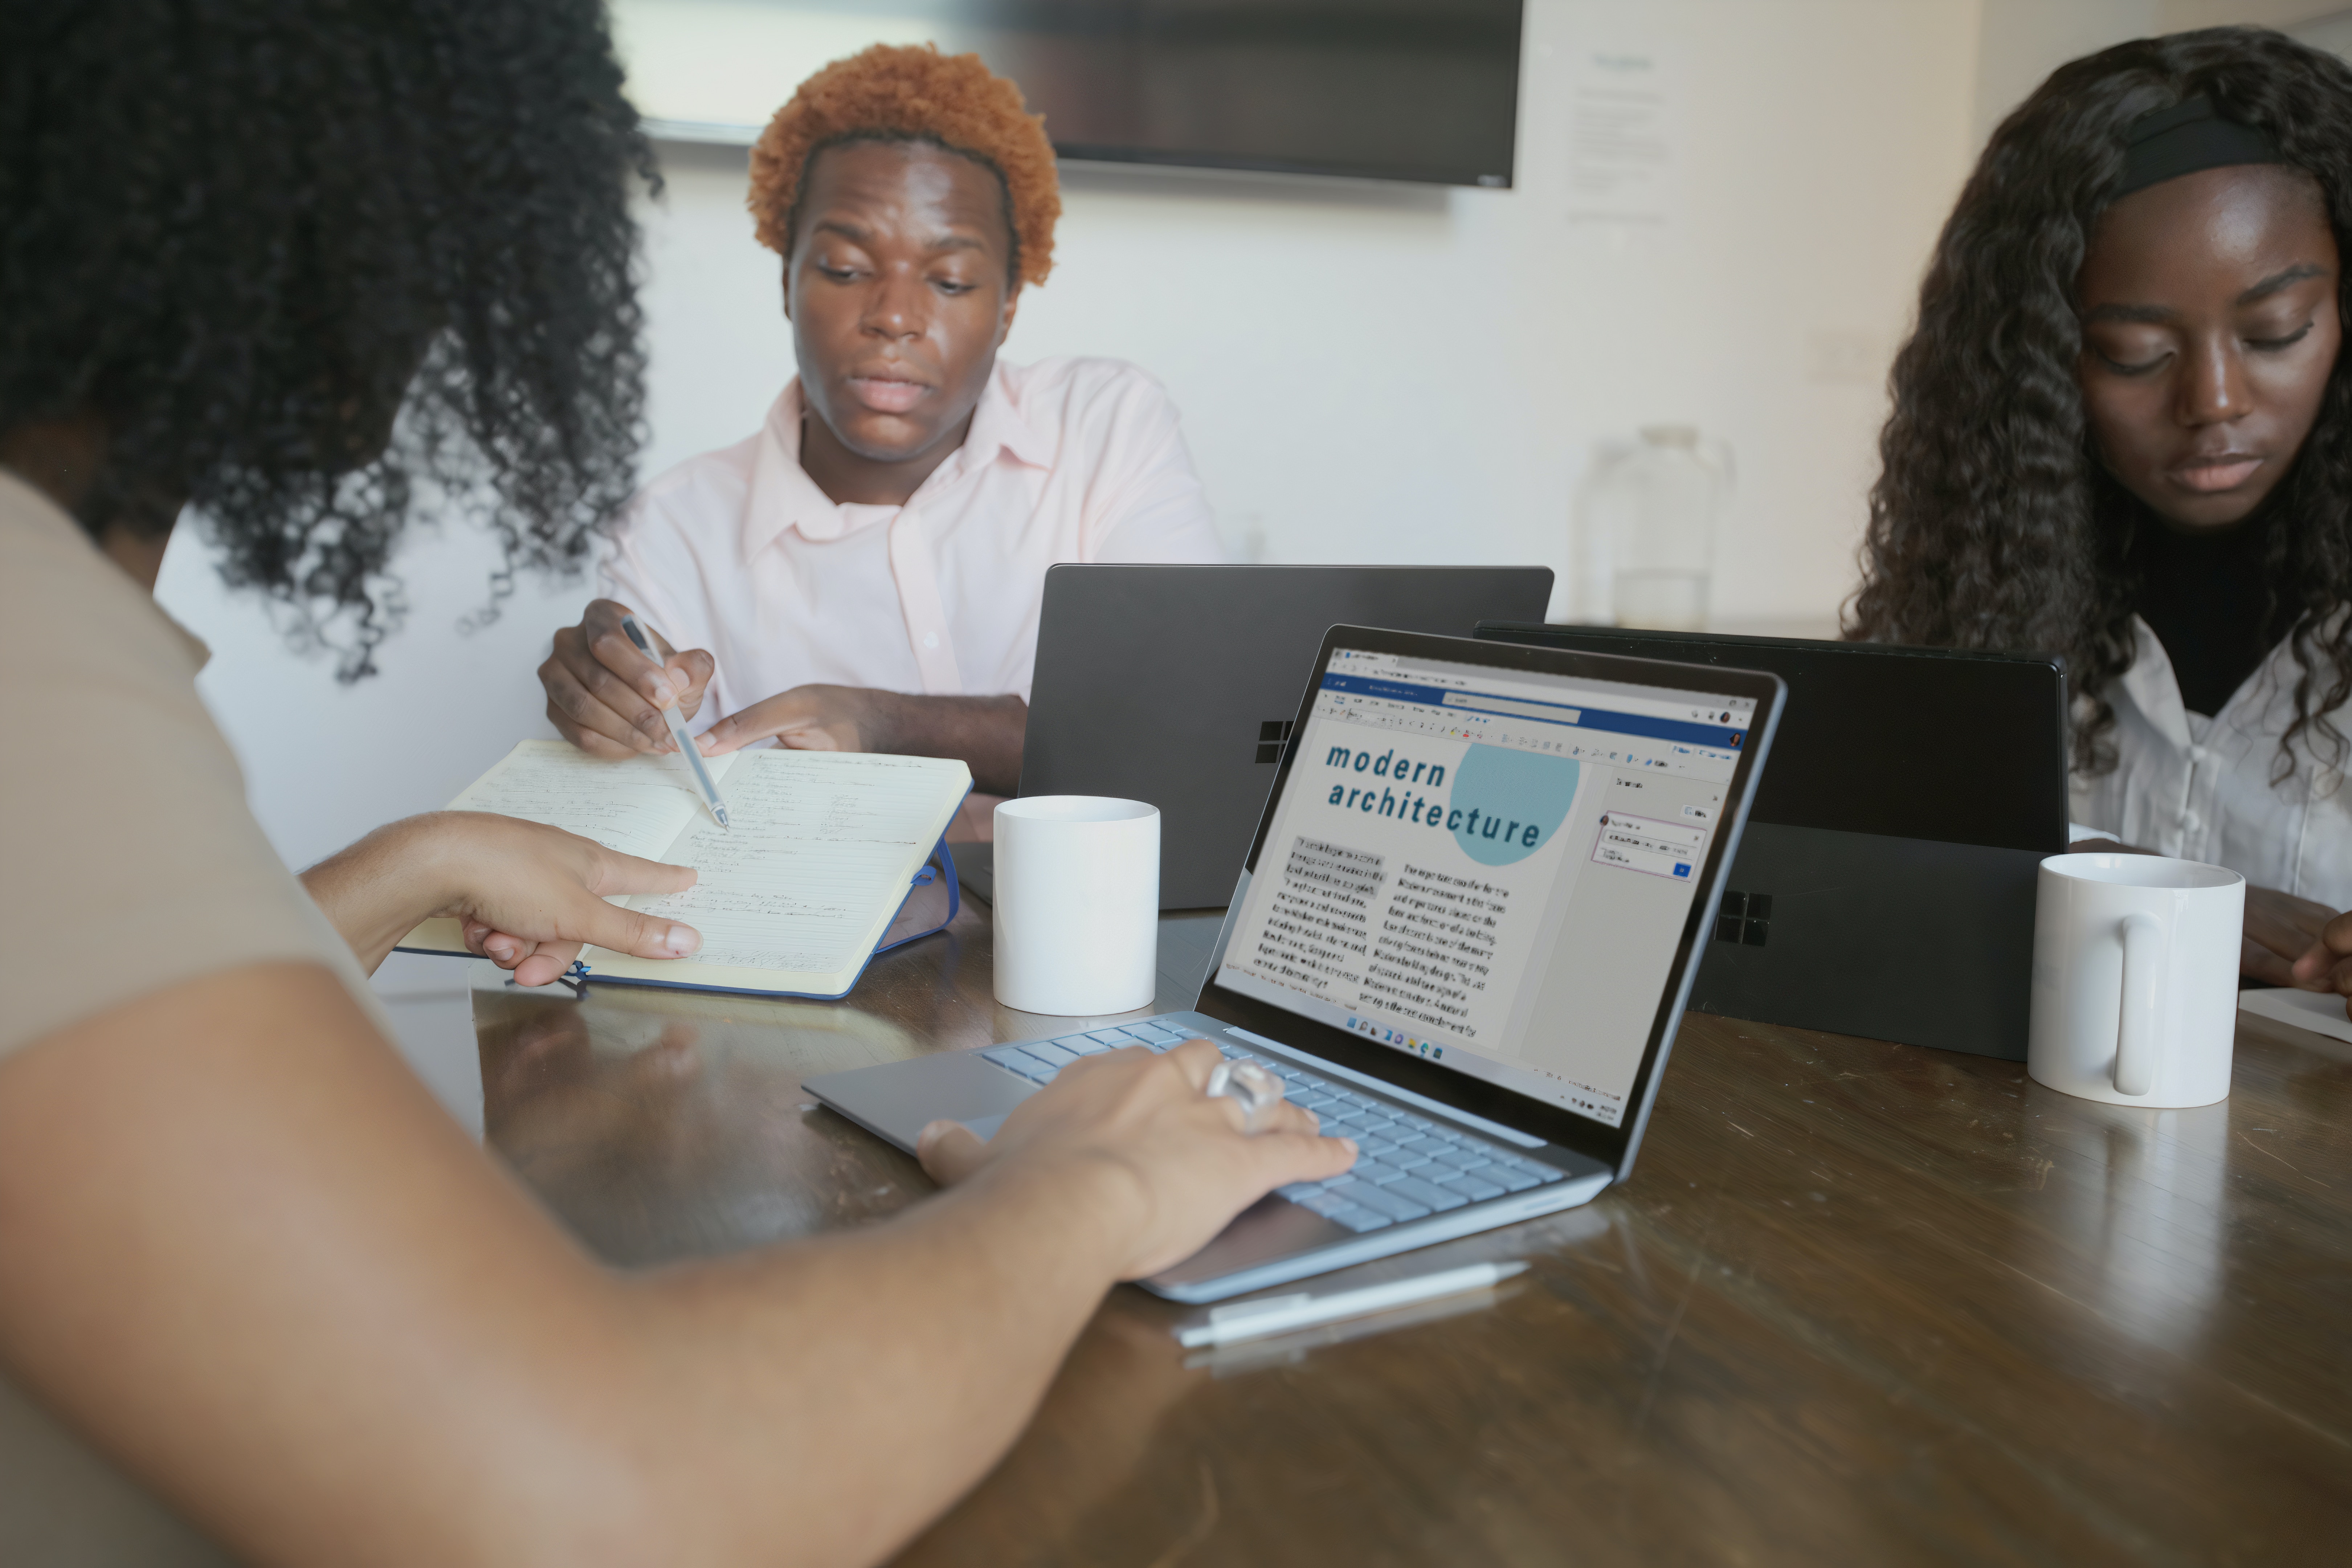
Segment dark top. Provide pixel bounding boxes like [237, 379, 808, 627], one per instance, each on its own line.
[2132, 510, 2287, 718]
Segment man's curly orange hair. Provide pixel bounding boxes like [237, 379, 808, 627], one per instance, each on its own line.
[749, 43, 1059, 287]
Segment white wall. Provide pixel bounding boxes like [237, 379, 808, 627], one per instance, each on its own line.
[158, 0, 1984, 871]
[1975, 0, 2352, 140]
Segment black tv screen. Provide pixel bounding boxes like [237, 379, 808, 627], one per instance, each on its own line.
[652, 1, 1525, 189]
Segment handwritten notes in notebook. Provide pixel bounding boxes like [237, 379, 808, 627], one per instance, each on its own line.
[444, 740, 743, 862]
[411, 739, 971, 996]
[635, 754, 964, 972]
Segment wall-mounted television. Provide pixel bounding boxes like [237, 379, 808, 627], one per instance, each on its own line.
[613, 0, 1524, 188]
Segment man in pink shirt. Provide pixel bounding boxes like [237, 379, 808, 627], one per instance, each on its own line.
[539, 45, 1221, 827]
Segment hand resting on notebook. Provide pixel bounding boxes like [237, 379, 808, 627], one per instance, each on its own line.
[916, 1038, 1358, 1279]
[2290, 910, 2352, 1019]
[693, 683, 1028, 791]
[299, 811, 704, 987]
[2068, 836, 2344, 988]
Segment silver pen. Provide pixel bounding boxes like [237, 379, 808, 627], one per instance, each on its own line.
[619, 614, 731, 830]
[1174, 1261, 1527, 1348]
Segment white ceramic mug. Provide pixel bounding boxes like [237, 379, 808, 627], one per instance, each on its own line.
[2027, 853, 2244, 1108]
[993, 796, 1160, 1015]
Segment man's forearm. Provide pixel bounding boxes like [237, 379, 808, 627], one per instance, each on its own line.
[860, 692, 1028, 795]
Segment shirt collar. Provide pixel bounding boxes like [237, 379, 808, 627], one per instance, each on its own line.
[2119, 614, 2193, 748]
[740, 363, 1054, 559]
[963, 360, 1056, 472]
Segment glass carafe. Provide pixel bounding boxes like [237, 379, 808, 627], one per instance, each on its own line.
[1572, 425, 1732, 631]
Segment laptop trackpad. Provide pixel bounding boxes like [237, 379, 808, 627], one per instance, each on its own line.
[804, 1051, 1033, 1154]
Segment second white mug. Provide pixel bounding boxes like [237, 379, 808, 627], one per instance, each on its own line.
[2026, 852, 2243, 1109]
[993, 795, 1160, 1016]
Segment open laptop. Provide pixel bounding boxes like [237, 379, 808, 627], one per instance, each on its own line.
[1010, 564, 1554, 908]
[807, 626, 1785, 1302]
[1475, 624, 2069, 1059]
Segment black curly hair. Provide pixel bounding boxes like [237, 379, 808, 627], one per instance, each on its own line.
[0, 0, 657, 678]
[1848, 26, 2352, 777]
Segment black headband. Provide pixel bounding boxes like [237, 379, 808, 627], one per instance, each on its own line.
[2114, 95, 2286, 200]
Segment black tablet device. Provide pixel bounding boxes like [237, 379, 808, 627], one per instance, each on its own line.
[1473, 624, 2068, 1059]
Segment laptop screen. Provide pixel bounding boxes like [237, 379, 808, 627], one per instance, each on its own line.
[1212, 643, 1757, 1128]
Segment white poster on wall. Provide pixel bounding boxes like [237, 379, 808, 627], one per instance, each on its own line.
[1563, 44, 1682, 227]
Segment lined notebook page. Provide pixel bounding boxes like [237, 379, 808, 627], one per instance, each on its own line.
[444, 740, 736, 861]
[625, 751, 961, 973]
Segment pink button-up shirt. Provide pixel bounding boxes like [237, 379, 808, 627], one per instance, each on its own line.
[601, 356, 1224, 723]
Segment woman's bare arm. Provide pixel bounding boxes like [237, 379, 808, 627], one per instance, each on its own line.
[0, 965, 1351, 1568]
[298, 813, 708, 984]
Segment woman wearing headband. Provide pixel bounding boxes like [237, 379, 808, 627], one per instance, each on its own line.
[1849, 26, 2352, 1003]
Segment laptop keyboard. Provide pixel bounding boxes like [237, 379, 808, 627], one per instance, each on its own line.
[977, 1018, 1565, 1235]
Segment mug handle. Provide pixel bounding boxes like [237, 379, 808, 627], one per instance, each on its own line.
[2114, 912, 2161, 1097]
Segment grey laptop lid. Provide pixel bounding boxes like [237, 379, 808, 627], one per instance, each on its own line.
[1021, 565, 1553, 908]
[1188, 625, 1787, 1182]
[805, 625, 1787, 1302]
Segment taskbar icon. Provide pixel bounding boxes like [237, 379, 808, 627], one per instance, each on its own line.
[1344, 1015, 1443, 1061]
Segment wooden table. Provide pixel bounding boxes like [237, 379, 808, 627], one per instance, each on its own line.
[473, 905, 2352, 1566]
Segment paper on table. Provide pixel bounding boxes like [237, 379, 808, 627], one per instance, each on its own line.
[401, 740, 969, 994]
[626, 755, 959, 972]
[2239, 986, 2352, 1045]
[444, 740, 742, 860]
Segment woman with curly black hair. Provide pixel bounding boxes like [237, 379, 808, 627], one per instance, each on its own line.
[1851, 26, 2352, 998]
[0, 7, 1347, 1563]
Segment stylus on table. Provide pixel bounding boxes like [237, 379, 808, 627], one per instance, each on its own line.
[1173, 1261, 1527, 1348]
[618, 613, 731, 831]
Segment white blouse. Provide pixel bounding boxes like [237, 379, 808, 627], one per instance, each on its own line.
[2071, 615, 2352, 911]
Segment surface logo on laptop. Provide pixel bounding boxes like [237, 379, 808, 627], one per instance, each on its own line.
[1714, 891, 1771, 947]
[1347, 1016, 1443, 1059]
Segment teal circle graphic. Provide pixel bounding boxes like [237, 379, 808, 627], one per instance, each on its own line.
[1449, 746, 1578, 865]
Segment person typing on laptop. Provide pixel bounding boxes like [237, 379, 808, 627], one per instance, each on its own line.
[0, 11, 1347, 1564]
[537, 44, 1222, 825]
[809, 632, 1787, 1302]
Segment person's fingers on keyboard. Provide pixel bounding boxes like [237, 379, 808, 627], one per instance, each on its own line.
[1159, 1038, 1330, 1136]
[1240, 1124, 1360, 1184]
[1161, 1038, 1226, 1081]
[916, 1037, 1355, 1274]
[1204, 1083, 1320, 1137]
[1115, 1120, 1359, 1280]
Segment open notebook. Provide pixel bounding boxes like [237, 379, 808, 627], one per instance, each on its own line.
[397, 740, 972, 998]
[2240, 985, 2352, 1046]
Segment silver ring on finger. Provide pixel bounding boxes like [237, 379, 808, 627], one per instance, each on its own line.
[1204, 1059, 1285, 1135]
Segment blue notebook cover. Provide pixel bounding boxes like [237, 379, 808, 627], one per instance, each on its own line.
[557, 828, 964, 1001]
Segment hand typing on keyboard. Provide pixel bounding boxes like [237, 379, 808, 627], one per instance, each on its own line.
[915, 1039, 1360, 1279]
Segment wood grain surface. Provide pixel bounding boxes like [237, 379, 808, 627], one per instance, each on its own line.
[474, 902, 2352, 1567]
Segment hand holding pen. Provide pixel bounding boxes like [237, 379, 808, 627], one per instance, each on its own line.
[618, 614, 733, 830]
[538, 597, 719, 762]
